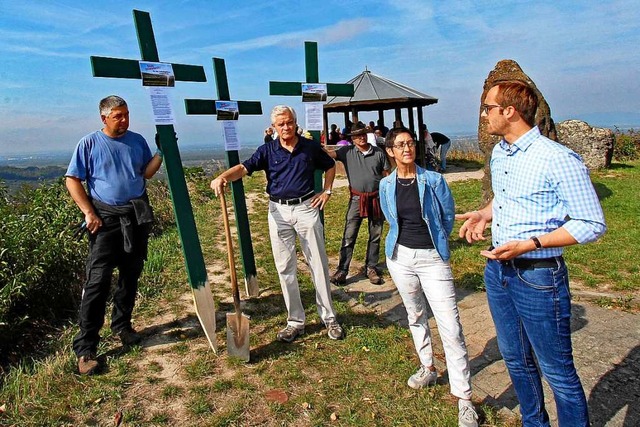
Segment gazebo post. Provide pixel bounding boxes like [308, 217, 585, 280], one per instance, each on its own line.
[323, 109, 329, 144]
[343, 111, 350, 131]
[377, 109, 385, 129]
[408, 106, 415, 134]
[394, 108, 402, 123]
[417, 106, 426, 166]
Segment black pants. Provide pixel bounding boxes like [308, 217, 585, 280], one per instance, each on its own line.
[337, 196, 384, 272]
[73, 215, 148, 357]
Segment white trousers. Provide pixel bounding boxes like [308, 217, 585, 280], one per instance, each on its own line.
[267, 200, 337, 328]
[387, 244, 472, 399]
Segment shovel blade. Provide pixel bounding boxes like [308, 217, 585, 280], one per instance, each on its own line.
[226, 312, 250, 362]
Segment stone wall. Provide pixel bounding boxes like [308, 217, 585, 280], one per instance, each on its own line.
[556, 120, 613, 170]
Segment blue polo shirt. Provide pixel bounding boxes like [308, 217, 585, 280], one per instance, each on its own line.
[66, 130, 152, 205]
[242, 136, 335, 199]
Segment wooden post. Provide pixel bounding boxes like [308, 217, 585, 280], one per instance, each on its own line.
[184, 58, 262, 297]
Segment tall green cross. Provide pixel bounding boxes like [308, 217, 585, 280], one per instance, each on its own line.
[184, 57, 262, 298]
[89, 9, 217, 351]
[269, 41, 354, 196]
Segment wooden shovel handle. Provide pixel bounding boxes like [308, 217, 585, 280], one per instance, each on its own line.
[220, 190, 242, 315]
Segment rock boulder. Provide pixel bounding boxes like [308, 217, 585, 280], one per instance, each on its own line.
[478, 60, 557, 204]
[556, 120, 613, 170]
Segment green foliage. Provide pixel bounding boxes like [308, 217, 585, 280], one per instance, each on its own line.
[613, 127, 640, 161]
[0, 179, 85, 359]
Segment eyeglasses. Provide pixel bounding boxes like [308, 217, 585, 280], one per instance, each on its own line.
[481, 104, 502, 115]
[392, 141, 416, 149]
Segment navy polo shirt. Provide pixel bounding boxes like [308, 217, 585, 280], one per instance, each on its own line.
[242, 136, 335, 199]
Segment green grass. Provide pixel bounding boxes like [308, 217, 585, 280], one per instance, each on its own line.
[1, 159, 636, 426]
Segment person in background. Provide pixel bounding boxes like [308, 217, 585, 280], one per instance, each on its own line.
[336, 131, 350, 146]
[456, 80, 606, 426]
[420, 123, 440, 171]
[325, 121, 390, 286]
[328, 123, 340, 145]
[210, 105, 344, 343]
[65, 95, 163, 375]
[374, 119, 389, 137]
[374, 129, 386, 149]
[264, 127, 274, 143]
[431, 131, 452, 172]
[379, 126, 478, 427]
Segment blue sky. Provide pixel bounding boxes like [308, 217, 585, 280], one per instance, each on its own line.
[1, 0, 639, 156]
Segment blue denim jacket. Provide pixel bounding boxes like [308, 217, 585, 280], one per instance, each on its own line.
[379, 165, 455, 261]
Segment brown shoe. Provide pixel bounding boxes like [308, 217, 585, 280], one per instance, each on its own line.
[329, 270, 347, 285]
[367, 268, 383, 285]
[78, 354, 99, 375]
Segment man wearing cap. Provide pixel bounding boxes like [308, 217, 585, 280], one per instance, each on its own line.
[325, 121, 390, 285]
[210, 105, 344, 343]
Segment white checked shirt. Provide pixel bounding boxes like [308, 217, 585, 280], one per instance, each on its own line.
[490, 126, 606, 259]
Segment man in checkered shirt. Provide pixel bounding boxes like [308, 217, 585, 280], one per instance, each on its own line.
[457, 80, 606, 427]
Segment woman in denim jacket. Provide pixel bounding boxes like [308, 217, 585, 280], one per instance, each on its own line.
[379, 127, 477, 427]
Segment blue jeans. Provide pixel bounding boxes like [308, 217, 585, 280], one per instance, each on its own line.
[484, 258, 589, 427]
[439, 141, 451, 171]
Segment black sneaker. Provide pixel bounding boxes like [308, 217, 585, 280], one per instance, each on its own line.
[330, 270, 347, 285]
[276, 325, 304, 343]
[78, 354, 99, 375]
[118, 328, 142, 346]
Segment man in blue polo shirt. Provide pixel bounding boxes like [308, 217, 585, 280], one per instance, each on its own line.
[66, 95, 163, 375]
[210, 105, 344, 343]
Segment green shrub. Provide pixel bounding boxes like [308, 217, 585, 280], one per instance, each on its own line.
[0, 179, 86, 362]
[613, 128, 639, 161]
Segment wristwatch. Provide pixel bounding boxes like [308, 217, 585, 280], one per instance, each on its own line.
[324, 189, 332, 195]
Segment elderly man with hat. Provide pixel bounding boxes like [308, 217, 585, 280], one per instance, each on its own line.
[325, 121, 391, 285]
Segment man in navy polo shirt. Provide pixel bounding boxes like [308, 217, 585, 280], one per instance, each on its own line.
[211, 105, 344, 343]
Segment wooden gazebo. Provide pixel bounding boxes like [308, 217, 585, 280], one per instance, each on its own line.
[324, 69, 438, 164]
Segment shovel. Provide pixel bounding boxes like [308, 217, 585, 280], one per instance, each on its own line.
[220, 190, 251, 362]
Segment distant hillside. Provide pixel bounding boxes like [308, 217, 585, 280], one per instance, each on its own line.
[0, 165, 66, 181]
[0, 165, 67, 193]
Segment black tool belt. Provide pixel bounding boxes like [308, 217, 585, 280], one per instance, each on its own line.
[501, 257, 562, 270]
[269, 191, 314, 205]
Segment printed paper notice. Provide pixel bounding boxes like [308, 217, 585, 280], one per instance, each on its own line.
[305, 102, 323, 131]
[222, 120, 240, 151]
[215, 100, 239, 121]
[301, 83, 327, 102]
[147, 87, 175, 125]
[139, 61, 175, 87]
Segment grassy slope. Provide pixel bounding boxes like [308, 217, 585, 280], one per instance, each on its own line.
[1, 159, 637, 426]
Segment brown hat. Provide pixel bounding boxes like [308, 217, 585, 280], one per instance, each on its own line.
[348, 121, 368, 136]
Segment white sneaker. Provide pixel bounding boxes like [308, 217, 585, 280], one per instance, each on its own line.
[407, 365, 437, 389]
[458, 399, 478, 427]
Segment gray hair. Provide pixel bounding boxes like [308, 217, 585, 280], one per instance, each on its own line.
[99, 95, 127, 117]
[270, 105, 297, 125]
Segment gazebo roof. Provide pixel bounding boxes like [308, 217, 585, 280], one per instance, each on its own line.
[324, 69, 438, 112]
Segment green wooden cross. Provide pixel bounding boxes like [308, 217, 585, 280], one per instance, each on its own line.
[269, 41, 354, 196]
[89, 9, 217, 351]
[184, 57, 262, 297]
